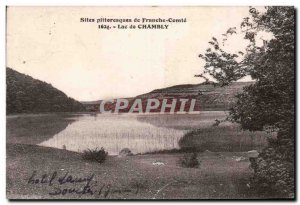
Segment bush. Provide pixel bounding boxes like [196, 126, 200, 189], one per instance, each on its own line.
[82, 147, 108, 163]
[179, 152, 199, 168]
[250, 146, 294, 198]
[249, 125, 295, 198]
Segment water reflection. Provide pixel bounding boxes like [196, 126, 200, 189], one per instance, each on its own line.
[39, 114, 186, 155]
[136, 111, 228, 130]
[37, 112, 269, 155]
[7, 114, 76, 145]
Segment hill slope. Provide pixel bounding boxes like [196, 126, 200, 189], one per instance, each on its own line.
[7, 67, 85, 114]
[82, 81, 254, 112]
[138, 81, 254, 111]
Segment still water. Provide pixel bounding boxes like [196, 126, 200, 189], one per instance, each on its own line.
[39, 113, 198, 155]
[36, 112, 269, 155]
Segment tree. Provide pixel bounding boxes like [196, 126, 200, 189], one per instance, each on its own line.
[198, 7, 294, 197]
[6, 68, 86, 113]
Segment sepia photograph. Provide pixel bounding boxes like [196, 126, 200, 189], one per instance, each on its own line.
[5, 6, 295, 200]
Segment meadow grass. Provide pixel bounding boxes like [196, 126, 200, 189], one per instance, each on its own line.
[7, 143, 262, 199]
[179, 125, 273, 152]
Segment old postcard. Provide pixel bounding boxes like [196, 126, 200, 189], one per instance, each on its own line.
[6, 6, 295, 200]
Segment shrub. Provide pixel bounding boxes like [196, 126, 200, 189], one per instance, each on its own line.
[249, 125, 295, 198]
[179, 152, 199, 168]
[250, 146, 294, 198]
[119, 148, 133, 157]
[82, 147, 108, 163]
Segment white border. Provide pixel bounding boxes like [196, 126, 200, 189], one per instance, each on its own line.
[0, 0, 298, 6]
[0, 0, 298, 205]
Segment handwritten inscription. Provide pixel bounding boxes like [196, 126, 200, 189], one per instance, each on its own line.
[27, 171, 140, 198]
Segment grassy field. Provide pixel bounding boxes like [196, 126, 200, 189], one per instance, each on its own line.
[7, 143, 263, 199]
[179, 126, 272, 152]
[6, 112, 275, 199]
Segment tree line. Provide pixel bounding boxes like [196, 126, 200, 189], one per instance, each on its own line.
[7, 67, 86, 114]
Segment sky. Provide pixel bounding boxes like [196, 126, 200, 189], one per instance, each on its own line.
[7, 6, 255, 101]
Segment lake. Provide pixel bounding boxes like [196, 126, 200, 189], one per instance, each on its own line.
[7, 111, 270, 155]
[39, 112, 225, 155]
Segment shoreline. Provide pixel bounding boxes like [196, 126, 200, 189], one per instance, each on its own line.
[6, 110, 229, 117]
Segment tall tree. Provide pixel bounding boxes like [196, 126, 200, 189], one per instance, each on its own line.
[198, 7, 295, 197]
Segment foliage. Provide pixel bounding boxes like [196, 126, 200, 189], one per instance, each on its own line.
[6, 67, 86, 114]
[82, 147, 108, 164]
[250, 146, 294, 198]
[179, 126, 269, 152]
[179, 152, 199, 168]
[198, 7, 294, 197]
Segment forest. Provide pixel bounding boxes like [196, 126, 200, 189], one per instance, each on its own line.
[6, 67, 86, 114]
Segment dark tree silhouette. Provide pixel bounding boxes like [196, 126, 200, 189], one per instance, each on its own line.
[6, 67, 86, 114]
[198, 7, 294, 197]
